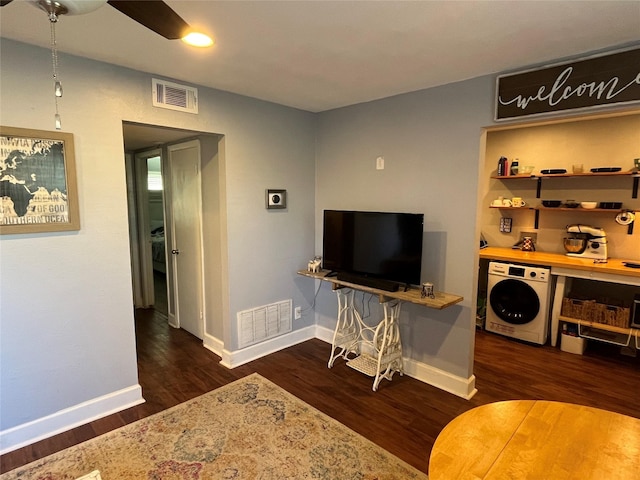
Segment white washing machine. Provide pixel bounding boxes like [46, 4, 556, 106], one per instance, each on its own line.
[486, 261, 553, 345]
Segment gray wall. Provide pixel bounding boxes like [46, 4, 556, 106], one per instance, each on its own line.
[3, 35, 632, 451]
[0, 40, 317, 441]
[314, 78, 495, 381]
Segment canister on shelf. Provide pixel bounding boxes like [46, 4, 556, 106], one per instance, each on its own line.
[521, 236, 535, 252]
[421, 282, 435, 299]
[511, 158, 519, 175]
[497, 156, 507, 176]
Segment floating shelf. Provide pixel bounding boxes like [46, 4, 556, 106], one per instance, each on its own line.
[491, 171, 640, 180]
[492, 170, 639, 199]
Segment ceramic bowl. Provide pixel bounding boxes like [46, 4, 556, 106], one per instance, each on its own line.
[542, 200, 562, 208]
[518, 165, 535, 175]
[580, 201, 597, 209]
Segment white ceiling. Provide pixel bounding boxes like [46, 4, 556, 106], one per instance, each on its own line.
[1, 0, 639, 115]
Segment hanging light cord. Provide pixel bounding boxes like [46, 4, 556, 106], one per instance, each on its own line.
[49, 11, 62, 129]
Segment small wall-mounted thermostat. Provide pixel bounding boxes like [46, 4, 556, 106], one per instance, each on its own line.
[266, 189, 287, 209]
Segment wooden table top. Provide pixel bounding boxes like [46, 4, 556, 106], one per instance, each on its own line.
[429, 400, 640, 480]
[297, 270, 463, 310]
[479, 247, 640, 279]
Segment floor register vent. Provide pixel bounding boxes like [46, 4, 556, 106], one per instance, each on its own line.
[237, 299, 292, 349]
[152, 78, 198, 114]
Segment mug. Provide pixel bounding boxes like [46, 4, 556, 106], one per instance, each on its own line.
[491, 199, 502, 207]
[511, 197, 526, 207]
[502, 199, 513, 207]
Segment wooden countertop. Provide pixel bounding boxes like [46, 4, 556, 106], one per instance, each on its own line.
[297, 270, 463, 309]
[479, 247, 640, 279]
[429, 400, 640, 480]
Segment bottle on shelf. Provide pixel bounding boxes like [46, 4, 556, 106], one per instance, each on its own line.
[497, 156, 507, 176]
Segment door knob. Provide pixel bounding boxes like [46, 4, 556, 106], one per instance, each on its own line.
[171, 249, 180, 255]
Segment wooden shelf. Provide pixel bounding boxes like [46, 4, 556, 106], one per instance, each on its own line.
[297, 270, 463, 310]
[489, 205, 637, 233]
[491, 174, 536, 179]
[489, 206, 535, 210]
[491, 170, 639, 202]
[492, 171, 639, 180]
[490, 205, 637, 213]
[536, 206, 630, 213]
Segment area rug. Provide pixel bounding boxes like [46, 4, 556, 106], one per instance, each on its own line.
[1, 373, 428, 479]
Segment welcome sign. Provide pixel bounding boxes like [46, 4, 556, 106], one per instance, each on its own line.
[496, 48, 640, 120]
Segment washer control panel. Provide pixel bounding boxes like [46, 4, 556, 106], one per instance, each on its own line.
[488, 261, 550, 282]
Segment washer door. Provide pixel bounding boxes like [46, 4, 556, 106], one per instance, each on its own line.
[489, 278, 540, 325]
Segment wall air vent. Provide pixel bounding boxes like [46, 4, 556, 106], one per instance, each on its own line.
[237, 300, 292, 349]
[152, 78, 198, 114]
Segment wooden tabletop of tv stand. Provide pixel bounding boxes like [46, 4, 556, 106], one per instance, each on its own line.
[297, 270, 464, 310]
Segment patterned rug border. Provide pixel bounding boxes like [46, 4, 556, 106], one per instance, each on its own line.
[1, 372, 428, 479]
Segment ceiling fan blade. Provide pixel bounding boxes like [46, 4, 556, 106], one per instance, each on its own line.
[0, 0, 15, 6]
[107, 0, 190, 40]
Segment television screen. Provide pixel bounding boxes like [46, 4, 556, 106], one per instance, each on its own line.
[322, 210, 424, 288]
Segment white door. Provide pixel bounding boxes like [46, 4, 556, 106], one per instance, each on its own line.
[168, 140, 204, 339]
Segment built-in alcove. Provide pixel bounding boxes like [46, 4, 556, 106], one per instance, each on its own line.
[480, 110, 640, 259]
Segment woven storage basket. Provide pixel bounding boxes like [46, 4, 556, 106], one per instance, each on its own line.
[561, 298, 595, 320]
[562, 297, 630, 328]
[592, 303, 630, 328]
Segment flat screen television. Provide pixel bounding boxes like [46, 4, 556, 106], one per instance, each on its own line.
[322, 210, 424, 290]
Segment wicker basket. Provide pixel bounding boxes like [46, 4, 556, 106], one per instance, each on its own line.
[562, 297, 630, 329]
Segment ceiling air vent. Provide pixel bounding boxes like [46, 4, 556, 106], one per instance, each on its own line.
[152, 78, 198, 114]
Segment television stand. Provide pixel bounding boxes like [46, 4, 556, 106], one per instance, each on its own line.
[297, 269, 464, 391]
[329, 288, 403, 391]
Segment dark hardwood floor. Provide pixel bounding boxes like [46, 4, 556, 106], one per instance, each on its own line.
[2, 307, 639, 475]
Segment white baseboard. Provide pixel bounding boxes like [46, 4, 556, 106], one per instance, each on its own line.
[403, 359, 477, 399]
[220, 325, 317, 368]
[314, 324, 335, 344]
[0, 384, 144, 455]
[203, 332, 224, 358]
[168, 312, 178, 329]
[314, 324, 476, 399]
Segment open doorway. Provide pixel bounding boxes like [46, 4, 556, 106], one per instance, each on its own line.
[122, 122, 225, 347]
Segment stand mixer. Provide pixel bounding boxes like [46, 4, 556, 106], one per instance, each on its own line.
[563, 224, 608, 260]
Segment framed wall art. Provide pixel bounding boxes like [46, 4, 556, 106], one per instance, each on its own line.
[0, 126, 80, 234]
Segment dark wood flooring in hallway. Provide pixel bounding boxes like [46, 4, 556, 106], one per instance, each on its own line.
[2, 307, 639, 475]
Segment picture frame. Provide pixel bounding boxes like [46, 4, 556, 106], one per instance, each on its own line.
[266, 189, 287, 209]
[1, 126, 80, 234]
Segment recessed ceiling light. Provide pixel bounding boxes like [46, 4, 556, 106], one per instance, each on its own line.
[182, 32, 214, 48]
